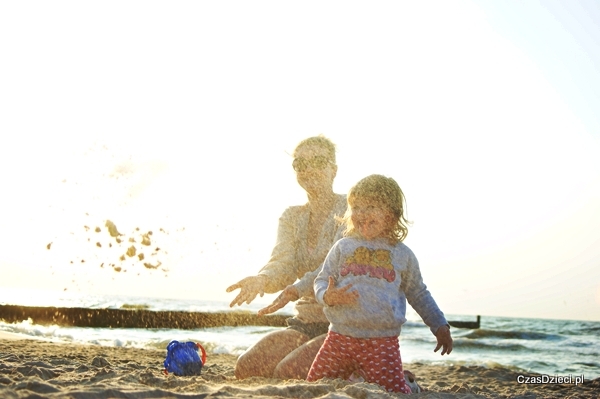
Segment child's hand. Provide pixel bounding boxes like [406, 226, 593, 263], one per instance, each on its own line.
[257, 285, 299, 316]
[433, 325, 453, 355]
[323, 276, 359, 306]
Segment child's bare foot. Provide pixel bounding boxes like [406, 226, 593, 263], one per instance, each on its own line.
[404, 370, 424, 393]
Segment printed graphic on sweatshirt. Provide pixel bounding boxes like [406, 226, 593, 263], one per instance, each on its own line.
[340, 246, 396, 282]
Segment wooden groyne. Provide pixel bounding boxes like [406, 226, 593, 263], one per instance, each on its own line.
[448, 315, 481, 329]
[0, 305, 288, 329]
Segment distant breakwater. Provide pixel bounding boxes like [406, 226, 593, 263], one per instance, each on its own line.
[0, 305, 288, 329]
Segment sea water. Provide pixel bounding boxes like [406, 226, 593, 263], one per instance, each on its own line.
[0, 288, 599, 379]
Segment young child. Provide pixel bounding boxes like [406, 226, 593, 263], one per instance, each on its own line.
[306, 174, 453, 394]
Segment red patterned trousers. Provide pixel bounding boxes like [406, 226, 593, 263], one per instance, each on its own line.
[307, 331, 411, 394]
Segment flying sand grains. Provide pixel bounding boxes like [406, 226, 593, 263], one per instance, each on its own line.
[141, 234, 151, 246]
[105, 220, 121, 237]
[52, 218, 175, 278]
[143, 261, 161, 269]
[126, 246, 136, 257]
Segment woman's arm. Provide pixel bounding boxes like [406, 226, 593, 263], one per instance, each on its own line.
[257, 284, 299, 316]
[226, 275, 268, 307]
[257, 207, 302, 292]
[227, 208, 300, 307]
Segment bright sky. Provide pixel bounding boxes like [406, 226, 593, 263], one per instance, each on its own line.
[1, 1, 599, 322]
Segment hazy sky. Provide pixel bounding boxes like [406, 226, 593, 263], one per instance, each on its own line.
[1, 1, 599, 322]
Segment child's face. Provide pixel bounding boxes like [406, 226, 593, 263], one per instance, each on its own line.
[350, 197, 395, 240]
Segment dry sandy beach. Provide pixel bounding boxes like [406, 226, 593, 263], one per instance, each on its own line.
[0, 332, 597, 399]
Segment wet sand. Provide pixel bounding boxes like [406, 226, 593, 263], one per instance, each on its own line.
[0, 335, 598, 398]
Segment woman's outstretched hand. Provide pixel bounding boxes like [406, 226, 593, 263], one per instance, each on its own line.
[257, 285, 300, 316]
[226, 275, 267, 307]
[433, 325, 453, 355]
[323, 276, 359, 306]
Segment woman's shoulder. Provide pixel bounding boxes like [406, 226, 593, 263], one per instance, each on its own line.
[281, 194, 346, 215]
[335, 193, 347, 204]
[333, 193, 348, 214]
[279, 203, 308, 220]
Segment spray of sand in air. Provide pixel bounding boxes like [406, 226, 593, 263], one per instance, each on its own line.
[46, 219, 176, 276]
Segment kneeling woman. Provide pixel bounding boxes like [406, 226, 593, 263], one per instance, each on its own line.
[226, 135, 347, 379]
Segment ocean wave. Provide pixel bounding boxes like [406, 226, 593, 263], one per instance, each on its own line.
[517, 360, 554, 373]
[579, 325, 600, 333]
[401, 320, 429, 329]
[461, 328, 563, 341]
[451, 337, 529, 352]
[403, 333, 533, 353]
[573, 361, 600, 369]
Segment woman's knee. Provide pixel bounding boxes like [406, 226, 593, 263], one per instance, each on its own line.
[234, 351, 254, 379]
[234, 329, 309, 379]
[272, 334, 326, 380]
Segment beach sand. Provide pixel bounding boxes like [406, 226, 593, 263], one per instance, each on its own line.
[0, 335, 597, 399]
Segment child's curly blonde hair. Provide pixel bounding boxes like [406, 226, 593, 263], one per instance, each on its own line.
[342, 174, 411, 243]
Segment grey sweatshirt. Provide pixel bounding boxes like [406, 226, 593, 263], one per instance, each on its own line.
[314, 237, 448, 338]
[257, 194, 347, 323]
